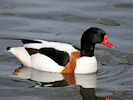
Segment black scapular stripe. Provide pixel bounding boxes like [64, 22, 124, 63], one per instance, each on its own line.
[38, 48, 70, 66]
[22, 39, 42, 44]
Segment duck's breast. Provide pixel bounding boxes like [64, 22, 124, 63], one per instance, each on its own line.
[75, 56, 97, 74]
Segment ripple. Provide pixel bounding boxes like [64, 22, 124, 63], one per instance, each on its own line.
[15, 13, 91, 22]
[1, 12, 122, 27]
[96, 18, 121, 26]
[96, 49, 133, 66]
[0, 19, 28, 29]
[115, 3, 133, 8]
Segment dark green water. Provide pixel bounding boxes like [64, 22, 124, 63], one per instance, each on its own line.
[0, 0, 133, 100]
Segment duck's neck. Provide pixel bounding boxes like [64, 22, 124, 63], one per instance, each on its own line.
[80, 43, 95, 57]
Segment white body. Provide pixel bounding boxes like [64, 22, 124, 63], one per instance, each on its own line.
[31, 53, 97, 74]
[31, 53, 64, 72]
[8, 40, 97, 74]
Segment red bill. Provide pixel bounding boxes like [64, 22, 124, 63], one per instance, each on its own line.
[101, 35, 116, 48]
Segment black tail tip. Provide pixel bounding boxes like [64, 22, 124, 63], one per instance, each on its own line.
[7, 47, 11, 50]
[21, 39, 25, 43]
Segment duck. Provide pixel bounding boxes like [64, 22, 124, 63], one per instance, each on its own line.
[7, 27, 115, 74]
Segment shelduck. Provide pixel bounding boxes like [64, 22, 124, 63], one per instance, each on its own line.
[7, 27, 115, 74]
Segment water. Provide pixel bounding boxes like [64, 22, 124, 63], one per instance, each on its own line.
[0, 0, 133, 100]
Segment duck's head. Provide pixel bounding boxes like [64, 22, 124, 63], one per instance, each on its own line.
[81, 27, 116, 56]
[81, 27, 115, 48]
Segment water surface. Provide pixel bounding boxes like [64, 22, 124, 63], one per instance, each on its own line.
[0, 0, 133, 100]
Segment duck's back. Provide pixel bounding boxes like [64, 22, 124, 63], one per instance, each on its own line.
[23, 39, 78, 55]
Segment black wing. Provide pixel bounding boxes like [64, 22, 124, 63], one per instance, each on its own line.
[38, 48, 70, 66]
[22, 39, 42, 44]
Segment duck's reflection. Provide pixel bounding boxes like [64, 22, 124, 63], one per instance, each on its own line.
[12, 66, 111, 100]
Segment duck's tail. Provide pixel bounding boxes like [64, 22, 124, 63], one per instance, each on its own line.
[7, 47, 31, 67]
